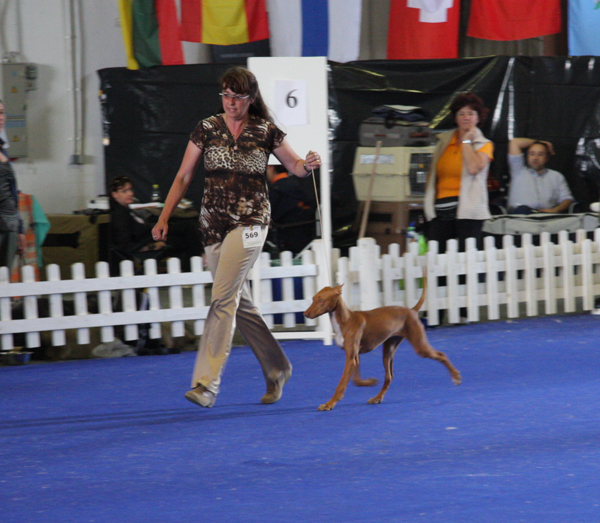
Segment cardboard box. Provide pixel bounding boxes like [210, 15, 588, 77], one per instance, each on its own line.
[351, 146, 434, 202]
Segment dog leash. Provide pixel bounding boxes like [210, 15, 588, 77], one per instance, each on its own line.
[306, 151, 333, 287]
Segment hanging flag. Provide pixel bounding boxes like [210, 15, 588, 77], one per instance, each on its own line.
[569, 1, 600, 56]
[118, 0, 184, 70]
[467, 0, 561, 41]
[180, 0, 269, 46]
[267, 0, 362, 63]
[387, 0, 460, 60]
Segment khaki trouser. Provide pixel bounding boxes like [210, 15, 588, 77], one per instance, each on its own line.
[191, 226, 291, 394]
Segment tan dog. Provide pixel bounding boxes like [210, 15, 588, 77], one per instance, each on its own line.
[304, 281, 462, 411]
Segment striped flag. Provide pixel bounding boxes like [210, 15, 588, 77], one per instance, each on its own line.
[569, 1, 600, 56]
[387, 0, 460, 60]
[180, 0, 269, 46]
[118, 0, 184, 70]
[267, 0, 362, 63]
[467, 0, 561, 41]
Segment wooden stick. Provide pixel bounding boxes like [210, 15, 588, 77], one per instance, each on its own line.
[358, 140, 382, 239]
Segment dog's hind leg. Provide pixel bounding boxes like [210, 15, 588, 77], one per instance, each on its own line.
[352, 362, 378, 387]
[404, 312, 462, 385]
[368, 337, 402, 404]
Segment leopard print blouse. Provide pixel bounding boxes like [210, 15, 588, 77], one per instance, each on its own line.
[190, 114, 286, 246]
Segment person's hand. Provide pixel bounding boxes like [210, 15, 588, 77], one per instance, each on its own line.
[462, 130, 477, 142]
[17, 233, 27, 255]
[541, 140, 555, 155]
[304, 150, 321, 172]
[152, 220, 168, 242]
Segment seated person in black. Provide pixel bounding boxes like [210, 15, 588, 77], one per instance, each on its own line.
[266, 165, 316, 255]
[109, 176, 202, 271]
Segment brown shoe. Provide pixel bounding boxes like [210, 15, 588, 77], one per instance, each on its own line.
[261, 368, 292, 404]
[185, 384, 216, 408]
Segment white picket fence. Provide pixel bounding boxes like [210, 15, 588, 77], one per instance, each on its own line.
[339, 229, 600, 326]
[3, 230, 600, 353]
[0, 241, 333, 352]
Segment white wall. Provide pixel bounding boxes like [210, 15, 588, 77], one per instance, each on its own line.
[0, 0, 121, 213]
[1, 0, 210, 215]
[1, 1, 389, 215]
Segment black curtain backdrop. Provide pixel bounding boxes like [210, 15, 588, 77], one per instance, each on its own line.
[99, 63, 234, 206]
[98, 57, 600, 237]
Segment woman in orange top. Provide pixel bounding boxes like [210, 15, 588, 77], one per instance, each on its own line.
[424, 92, 494, 252]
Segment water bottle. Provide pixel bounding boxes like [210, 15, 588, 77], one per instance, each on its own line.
[151, 184, 161, 202]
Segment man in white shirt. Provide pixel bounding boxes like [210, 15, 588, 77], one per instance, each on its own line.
[507, 138, 574, 214]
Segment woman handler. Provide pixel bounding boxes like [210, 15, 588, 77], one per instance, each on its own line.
[153, 67, 321, 408]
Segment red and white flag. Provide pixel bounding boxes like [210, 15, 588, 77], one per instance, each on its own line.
[387, 0, 461, 60]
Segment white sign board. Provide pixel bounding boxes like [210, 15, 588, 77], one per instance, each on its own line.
[248, 56, 330, 254]
[248, 57, 332, 342]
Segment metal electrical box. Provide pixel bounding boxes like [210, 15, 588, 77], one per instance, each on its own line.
[0, 62, 37, 158]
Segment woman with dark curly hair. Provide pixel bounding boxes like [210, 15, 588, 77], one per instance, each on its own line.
[424, 92, 494, 252]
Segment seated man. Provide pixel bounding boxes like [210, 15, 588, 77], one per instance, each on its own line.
[507, 138, 574, 214]
[109, 175, 202, 271]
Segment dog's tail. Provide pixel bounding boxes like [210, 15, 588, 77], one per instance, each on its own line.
[412, 269, 428, 312]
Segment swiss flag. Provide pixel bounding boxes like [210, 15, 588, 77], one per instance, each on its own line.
[467, 0, 562, 41]
[387, 0, 461, 60]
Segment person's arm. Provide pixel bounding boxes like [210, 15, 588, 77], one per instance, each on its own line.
[509, 137, 535, 156]
[425, 137, 444, 186]
[152, 141, 202, 241]
[539, 173, 574, 213]
[17, 233, 27, 255]
[111, 205, 149, 252]
[538, 199, 573, 214]
[272, 138, 321, 178]
[509, 137, 555, 156]
[461, 130, 491, 175]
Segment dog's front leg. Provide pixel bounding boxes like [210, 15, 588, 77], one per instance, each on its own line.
[318, 349, 359, 411]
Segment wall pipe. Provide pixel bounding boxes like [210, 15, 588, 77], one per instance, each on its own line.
[65, 0, 84, 164]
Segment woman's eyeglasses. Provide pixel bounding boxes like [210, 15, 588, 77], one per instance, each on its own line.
[219, 92, 250, 101]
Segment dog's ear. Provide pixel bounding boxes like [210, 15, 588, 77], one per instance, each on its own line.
[334, 285, 343, 295]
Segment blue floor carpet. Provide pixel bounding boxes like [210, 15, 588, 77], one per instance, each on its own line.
[1, 314, 600, 523]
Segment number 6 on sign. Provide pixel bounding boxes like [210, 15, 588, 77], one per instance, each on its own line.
[275, 80, 308, 126]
